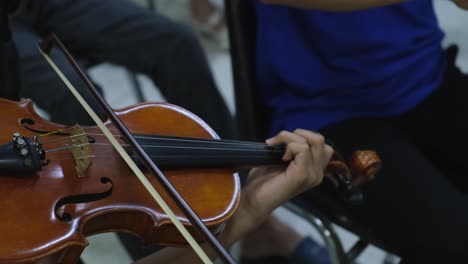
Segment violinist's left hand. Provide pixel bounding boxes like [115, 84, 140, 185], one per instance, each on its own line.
[135, 129, 333, 264]
[222, 129, 334, 244]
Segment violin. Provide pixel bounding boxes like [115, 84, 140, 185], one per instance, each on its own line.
[0, 33, 381, 263]
[0, 97, 380, 263]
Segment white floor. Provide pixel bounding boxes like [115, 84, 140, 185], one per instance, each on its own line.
[58, 1, 468, 263]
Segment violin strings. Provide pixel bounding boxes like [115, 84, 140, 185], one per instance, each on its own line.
[51, 154, 279, 162]
[45, 142, 91, 153]
[42, 129, 282, 154]
[44, 142, 284, 154]
[87, 128, 269, 147]
[41, 132, 268, 147]
[131, 134, 268, 147]
[38, 127, 270, 149]
[41, 132, 88, 145]
[35, 124, 269, 149]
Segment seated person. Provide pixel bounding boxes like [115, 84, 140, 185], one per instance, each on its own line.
[255, 0, 468, 262]
[10, 0, 234, 138]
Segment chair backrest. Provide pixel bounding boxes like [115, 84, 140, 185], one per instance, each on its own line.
[224, 0, 270, 141]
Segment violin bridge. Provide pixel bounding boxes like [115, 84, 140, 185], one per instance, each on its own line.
[69, 125, 92, 177]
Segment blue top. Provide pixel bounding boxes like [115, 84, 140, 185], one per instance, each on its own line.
[254, 1, 446, 135]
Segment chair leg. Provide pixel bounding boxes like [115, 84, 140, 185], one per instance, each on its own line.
[346, 239, 368, 263]
[126, 71, 145, 102]
[284, 202, 348, 264]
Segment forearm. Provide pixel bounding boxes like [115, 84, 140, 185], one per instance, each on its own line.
[260, 0, 408, 11]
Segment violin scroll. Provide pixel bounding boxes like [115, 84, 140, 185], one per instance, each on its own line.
[349, 150, 381, 186]
[324, 150, 381, 203]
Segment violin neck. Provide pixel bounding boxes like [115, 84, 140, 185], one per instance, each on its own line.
[130, 134, 285, 169]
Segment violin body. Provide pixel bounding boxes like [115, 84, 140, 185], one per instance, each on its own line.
[0, 98, 240, 263]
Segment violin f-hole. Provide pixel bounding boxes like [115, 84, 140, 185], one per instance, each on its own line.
[54, 177, 114, 222]
[20, 118, 69, 135]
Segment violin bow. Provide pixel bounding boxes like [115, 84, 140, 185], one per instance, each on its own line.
[38, 33, 236, 264]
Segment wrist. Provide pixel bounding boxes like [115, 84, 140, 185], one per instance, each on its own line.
[220, 198, 267, 247]
[217, 213, 245, 247]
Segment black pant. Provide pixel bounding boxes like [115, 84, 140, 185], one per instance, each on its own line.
[320, 46, 468, 263]
[11, 0, 234, 138]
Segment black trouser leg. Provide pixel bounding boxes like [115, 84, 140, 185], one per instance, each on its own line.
[13, 0, 235, 137]
[319, 50, 468, 263]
